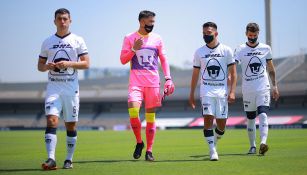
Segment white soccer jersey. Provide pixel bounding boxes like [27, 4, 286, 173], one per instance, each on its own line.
[193, 43, 235, 98]
[234, 42, 272, 94]
[39, 33, 88, 96]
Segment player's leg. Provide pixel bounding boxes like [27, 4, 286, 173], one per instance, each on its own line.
[215, 119, 226, 145]
[143, 87, 161, 161]
[246, 111, 257, 154]
[128, 86, 144, 159]
[62, 96, 79, 169]
[257, 90, 270, 155]
[214, 98, 228, 145]
[202, 97, 218, 161]
[42, 115, 59, 170]
[63, 122, 77, 169]
[144, 107, 156, 161]
[204, 115, 218, 161]
[243, 92, 257, 154]
[42, 95, 61, 170]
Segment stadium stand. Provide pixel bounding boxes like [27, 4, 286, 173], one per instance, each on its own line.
[0, 54, 306, 130]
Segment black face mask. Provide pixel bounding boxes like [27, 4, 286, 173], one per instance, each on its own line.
[144, 24, 154, 33]
[203, 35, 214, 44]
[248, 37, 258, 44]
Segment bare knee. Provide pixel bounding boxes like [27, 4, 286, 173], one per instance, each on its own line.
[65, 122, 77, 131]
[46, 115, 58, 128]
[145, 108, 156, 113]
[216, 119, 227, 131]
[203, 115, 214, 129]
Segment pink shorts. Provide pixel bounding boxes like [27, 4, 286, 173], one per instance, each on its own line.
[128, 86, 161, 109]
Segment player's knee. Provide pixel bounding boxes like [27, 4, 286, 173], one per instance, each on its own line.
[46, 116, 58, 128]
[45, 127, 57, 134]
[128, 107, 140, 118]
[246, 111, 257, 119]
[215, 127, 225, 136]
[257, 106, 269, 114]
[145, 113, 156, 123]
[65, 122, 77, 131]
[203, 129, 214, 137]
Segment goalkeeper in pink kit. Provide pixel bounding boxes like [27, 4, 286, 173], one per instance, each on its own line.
[120, 10, 175, 161]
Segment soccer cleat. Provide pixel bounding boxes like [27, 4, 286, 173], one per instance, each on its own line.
[259, 143, 269, 155]
[210, 150, 219, 161]
[145, 151, 155, 161]
[247, 146, 257, 154]
[63, 160, 73, 169]
[41, 158, 57, 170]
[133, 142, 144, 159]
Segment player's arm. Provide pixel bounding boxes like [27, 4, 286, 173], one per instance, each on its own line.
[120, 37, 143, 65]
[189, 67, 200, 109]
[228, 63, 237, 103]
[159, 40, 174, 96]
[55, 54, 89, 70]
[37, 57, 55, 72]
[267, 59, 280, 101]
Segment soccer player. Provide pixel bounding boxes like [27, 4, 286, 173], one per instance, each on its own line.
[120, 10, 175, 161]
[189, 22, 237, 161]
[37, 8, 89, 170]
[234, 23, 279, 155]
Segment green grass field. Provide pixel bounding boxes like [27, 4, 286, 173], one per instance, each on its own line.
[0, 129, 306, 175]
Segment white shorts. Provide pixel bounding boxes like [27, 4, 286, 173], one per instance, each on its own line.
[243, 89, 270, 112]
[45, 94, 79, 122]
[201, 96, 228, 119]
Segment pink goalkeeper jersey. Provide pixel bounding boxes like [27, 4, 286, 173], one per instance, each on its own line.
[120, 32, 170, 87]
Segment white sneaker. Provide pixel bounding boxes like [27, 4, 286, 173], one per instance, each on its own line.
[210, 150, 219, 161]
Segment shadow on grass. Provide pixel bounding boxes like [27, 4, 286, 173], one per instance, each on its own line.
[190, 153, 249, 158]
[74, 158, 210, 164]
[0, 168, 43, 173]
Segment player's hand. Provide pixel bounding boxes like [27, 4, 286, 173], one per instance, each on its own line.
[55, 61, 71, 69]
[164, 79, 175, 96]
[228, 92, 235, 104]
[46, 62, 56, 70]
[133, 37, 143, 51]
[189, 94, 196, 109]
[272, 86, 280, 101]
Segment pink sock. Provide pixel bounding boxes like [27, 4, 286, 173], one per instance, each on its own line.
[146, 122, 156, 152]
[130, 118, 142, 143]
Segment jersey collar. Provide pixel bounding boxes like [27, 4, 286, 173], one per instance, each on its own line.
[206, 42, 220, 50]
[246, 42, 259, 48]
[136, 31, 150, 37]
[55, 32, 71, 39]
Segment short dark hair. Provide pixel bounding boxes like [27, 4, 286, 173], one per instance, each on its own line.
[138, 10, 155, 21]
[246, 23, 259, 32]
[54, 8, 70, 19]
[203, 22, 217, 30]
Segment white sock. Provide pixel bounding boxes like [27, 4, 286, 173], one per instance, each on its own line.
[259, 113, 268, 144]
[247, 119, 256, 147]
[66, 136, 77, 161]
[205, 136, 216, 152]
[45, 133, 57, 160]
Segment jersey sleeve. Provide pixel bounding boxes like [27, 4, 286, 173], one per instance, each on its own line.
[120, 36, 135, 64]
[158, 37, 167, 57]
[39, 40, 48, 59]
[233, 47, 241, 64]
[193, 50, 201, 68]
[227, 47, 235, 66]
[77, 37, 88, 57]
[158, 37, 171, 78]
[266, 46, 273, 61]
